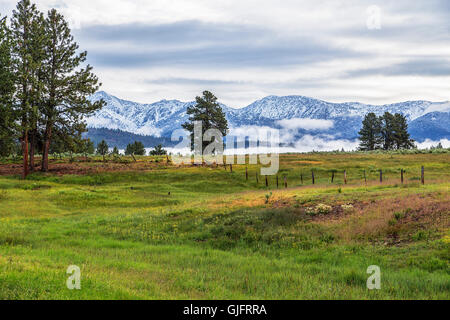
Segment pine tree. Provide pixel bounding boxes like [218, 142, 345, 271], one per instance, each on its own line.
[358, 112, 382, 151]
[40, 8, 104, 172]
[134, 141, 146, 155]
[80, 138, 95, 158]
[393, 113, 415, 149]
[0, 14, 16, 157]
[182, 91, 228, 153]
[125, 141, 145, 156]
[27, 12, 46, 172]
[380, 112, 396, 150]
[96, 140, 108, 162]
[48, 131, 66, 159]
[124, 143, 133, 156]
[112, 146, 119, 155]
[149, 144, 167, 156]
[10, 0, 46, 178]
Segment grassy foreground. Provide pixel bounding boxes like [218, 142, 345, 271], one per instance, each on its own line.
[0, 153, 449, 299]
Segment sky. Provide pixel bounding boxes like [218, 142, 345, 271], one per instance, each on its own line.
[1, 0, 449, 108]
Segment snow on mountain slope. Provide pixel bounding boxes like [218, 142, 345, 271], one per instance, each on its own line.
[87, 91, 190, 136]
[86, 91, 449, 142]
[236, 95, 431, 121]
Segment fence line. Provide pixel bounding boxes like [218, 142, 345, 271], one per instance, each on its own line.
[241, 166, 426, 188]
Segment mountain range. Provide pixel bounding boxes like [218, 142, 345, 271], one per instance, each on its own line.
[85, 91, 450, 149]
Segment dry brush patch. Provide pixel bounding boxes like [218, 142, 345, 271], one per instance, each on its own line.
[0, 159, 175, 176]
[325, 193, 450, 244]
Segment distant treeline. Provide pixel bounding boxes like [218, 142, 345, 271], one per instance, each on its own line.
[83, 128, 176, 149]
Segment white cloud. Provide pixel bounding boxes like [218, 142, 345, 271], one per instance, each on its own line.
[276, 118, 334, 131]
[415, 139, 450, 149]
[293, 135, 359, 152]
[229, 125, 276, 138]
[1, 0, 449, 106]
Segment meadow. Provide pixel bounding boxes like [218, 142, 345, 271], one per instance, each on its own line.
[0, 152, 449, 299]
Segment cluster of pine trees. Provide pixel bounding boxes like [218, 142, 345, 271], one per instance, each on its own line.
[358, 112, 415, 151]
[125, 141, 146, 156]
[0, 0, 104, 178]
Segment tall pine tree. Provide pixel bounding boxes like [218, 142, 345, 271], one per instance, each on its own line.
[0, 14, 16, 157]
[10, 0, 45, 178]
[182, 90, 228, 153]
[358, 112, 382, 151]
[393, 113, 415, 149]
[40, 9, 104, 172]
[380, 112, 396, 150]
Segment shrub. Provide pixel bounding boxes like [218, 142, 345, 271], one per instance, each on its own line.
[393, 212, 404, 220]
[412, 230, 429, 241]
[388, 219, 397, 226]
[306, 203, 332, 216]
[341, 204, 354, 211]
[264, 192, 272, 204]
[316, 203, 332, 214]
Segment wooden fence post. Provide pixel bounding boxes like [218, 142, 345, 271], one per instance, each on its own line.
[301, 173, 303, 184]
[230, 164, 233, 173]
[331, 171, 335, 183]
[312, 170, 315, 185]
[276, 175, 279, 188]
[364, 170, 367, 185]
[265, 175, 268, 187]
[401, 169, 404, 184]
[421, 166, 424, 185]
[344, 170, 347, 185]
[256, 172, 259, 184]
[379, 169, 383, 183]
[245, 167, 248, 181]
[284, 176, 287, 188]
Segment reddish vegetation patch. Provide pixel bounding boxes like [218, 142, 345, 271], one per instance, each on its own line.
[0, 160, 175, 176]
[395, 200, 449, 231]
[271, 199, 291, 208]
[331, 194, 450, 245]
[0, 158, 230, 176]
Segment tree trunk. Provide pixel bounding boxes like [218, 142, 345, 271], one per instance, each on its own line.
[21, 130, 29, 179]
[29, 130, 35, 172]
[41, 123, 52, 172]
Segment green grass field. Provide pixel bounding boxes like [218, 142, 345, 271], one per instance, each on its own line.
[0, 152, 449, 299]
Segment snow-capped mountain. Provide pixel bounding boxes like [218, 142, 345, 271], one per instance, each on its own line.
[87, 91, 231, 137]
[86, 91, 449, 145]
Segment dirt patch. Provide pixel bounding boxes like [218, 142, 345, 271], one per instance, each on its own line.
[0, 158, 230, 176]
[0, 159, 179, 176]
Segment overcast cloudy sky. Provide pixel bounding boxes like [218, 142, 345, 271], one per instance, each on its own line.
[1, 0, 449, 107]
